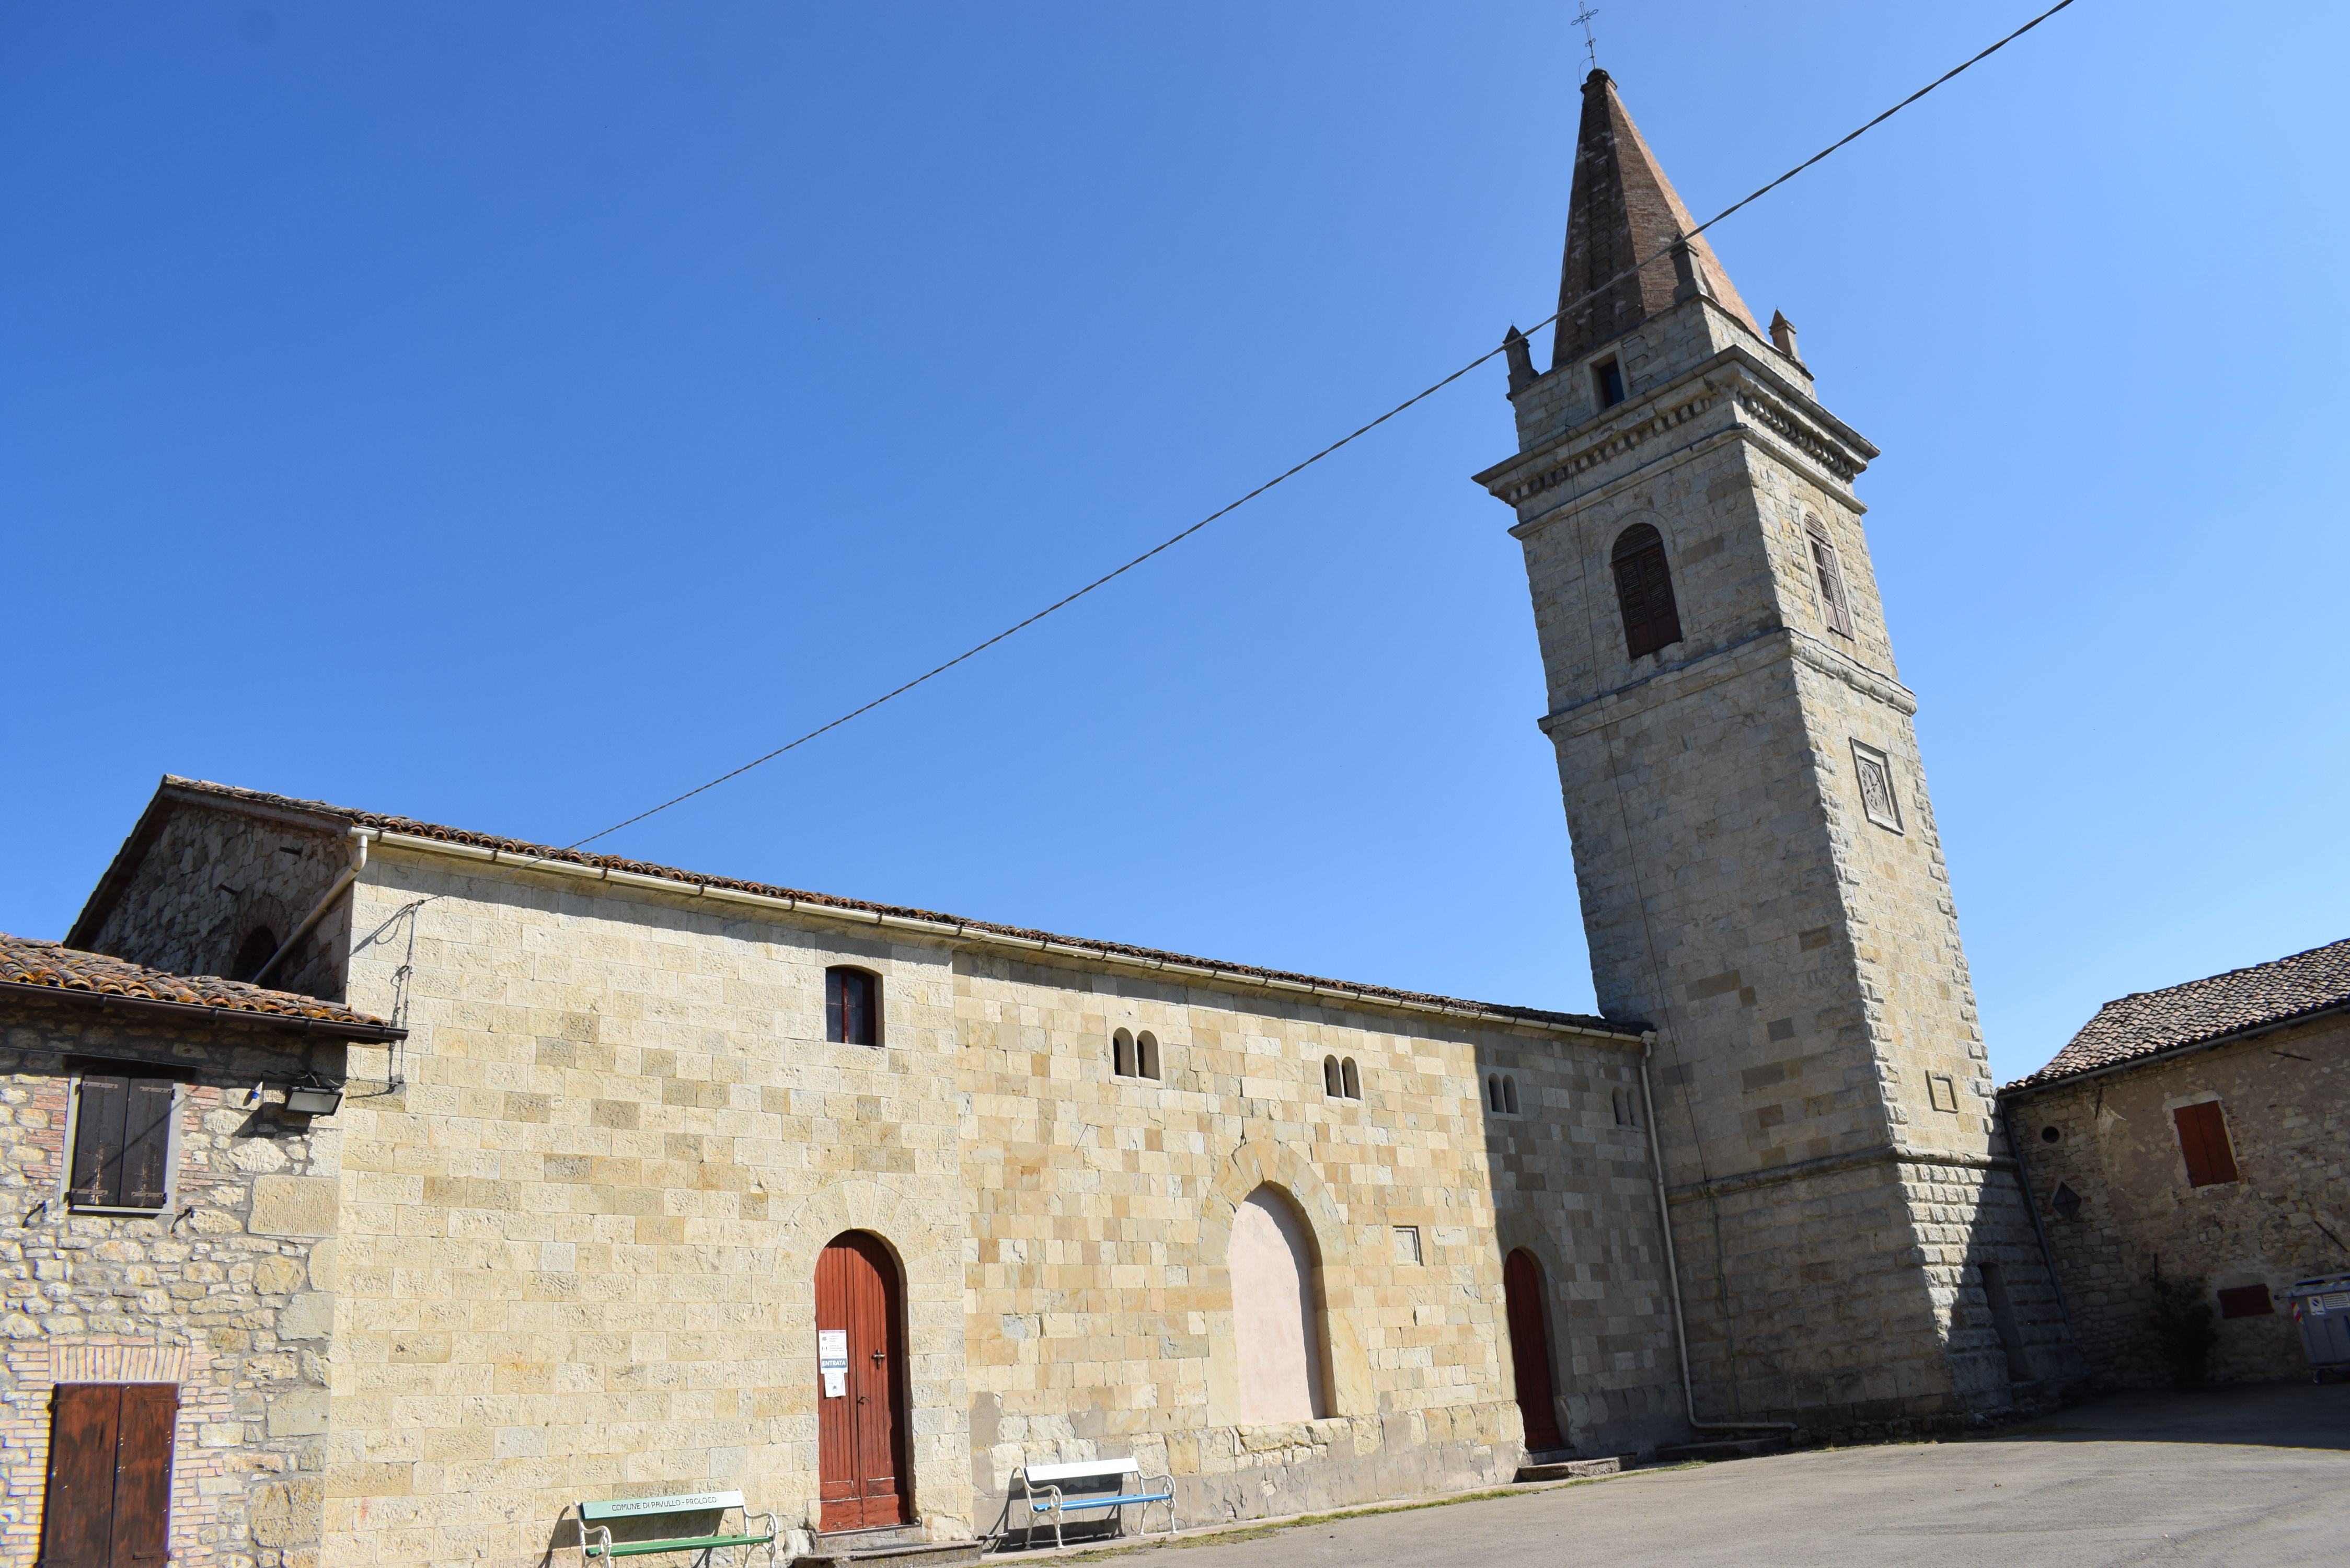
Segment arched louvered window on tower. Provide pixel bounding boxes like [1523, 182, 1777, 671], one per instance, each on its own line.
[1802, 513, 1856, 638]
[1610, 523, 1683, 659]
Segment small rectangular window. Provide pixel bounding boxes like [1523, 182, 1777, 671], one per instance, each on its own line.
[2216, 1284, 2274, 1319]
[825, 967, 881, 1047]
[2173, 1101, 2239, 1187]
[63, 1070, 181, 1213]
[1595, 358, 1626, 409]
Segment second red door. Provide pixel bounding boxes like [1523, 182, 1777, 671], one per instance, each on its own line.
[815, 1232, 911, 1532]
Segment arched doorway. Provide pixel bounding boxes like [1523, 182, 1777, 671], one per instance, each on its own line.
[1228, 1186, 1328, 1423]
[816, 1231, 911, 1530]
[1503, 1249, 1561, 1452]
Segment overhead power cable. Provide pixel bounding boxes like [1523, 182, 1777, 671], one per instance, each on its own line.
[451, 0, 2084, 874]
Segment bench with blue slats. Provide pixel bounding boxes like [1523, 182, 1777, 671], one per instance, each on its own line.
[1009, 1457, 1177, 1549]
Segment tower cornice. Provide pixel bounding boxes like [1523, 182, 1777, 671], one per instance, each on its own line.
[1472, 341, 1879, 518]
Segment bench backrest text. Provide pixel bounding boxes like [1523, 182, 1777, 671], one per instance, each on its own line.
[1018, 1459, 1141, 1487]
[580, 1493, 746, 1522]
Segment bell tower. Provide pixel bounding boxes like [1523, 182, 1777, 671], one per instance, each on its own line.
[1475, 71, 2076, 1432]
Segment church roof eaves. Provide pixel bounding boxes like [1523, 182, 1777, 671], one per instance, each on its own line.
[2005, 936, 2350, 1093]
[119, 777, 1645, 1043]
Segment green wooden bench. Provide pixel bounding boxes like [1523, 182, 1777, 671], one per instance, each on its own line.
[574, 1490, 779, 1568]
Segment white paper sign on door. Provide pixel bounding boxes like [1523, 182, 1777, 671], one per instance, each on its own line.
[819, 1329, 849, 1398]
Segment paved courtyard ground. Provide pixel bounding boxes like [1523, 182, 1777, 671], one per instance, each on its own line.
[1042, 1382, 2350, 1568]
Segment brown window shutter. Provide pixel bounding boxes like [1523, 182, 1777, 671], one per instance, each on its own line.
[2174, 1102, 2239, 1187]
[70, 1077, 131, 1207]
[119, 1082, 176, 1211]
[1804, 516, 1855, 637]
[42, 1385, 122, 1568]
[107, 1385, 176, 1568]
[1610, 524, 1683, 659]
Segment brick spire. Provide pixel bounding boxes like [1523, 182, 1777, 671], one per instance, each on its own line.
[1551, 70, 1758, 367]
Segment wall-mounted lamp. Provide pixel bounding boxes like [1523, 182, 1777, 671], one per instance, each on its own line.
[283, 1081, 345, 1117]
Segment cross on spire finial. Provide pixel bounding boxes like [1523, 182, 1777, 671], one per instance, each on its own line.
[1573, 4, 1602, 72]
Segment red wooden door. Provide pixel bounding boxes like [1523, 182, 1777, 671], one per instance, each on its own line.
[1503, 1251, 1562, 1452]
[41, 1383, 177, 1568]
[816, 1233, 909, 1531]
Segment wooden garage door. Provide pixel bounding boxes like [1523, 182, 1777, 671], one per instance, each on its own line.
[41, 1383, 176, 1568]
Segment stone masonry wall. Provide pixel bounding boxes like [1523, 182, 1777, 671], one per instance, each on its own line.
[2010, 1015, 2350, 1387]
[0, 995, 343, 1568]
[953, 954, 1681, 1534]
[82, 801, 354, 1002]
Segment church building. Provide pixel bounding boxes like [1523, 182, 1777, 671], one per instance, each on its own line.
[5, 71, 2076, 1568]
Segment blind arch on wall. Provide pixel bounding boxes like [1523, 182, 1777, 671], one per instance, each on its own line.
[1610, 523, 1683, 659]
[1227, 1185, 1329, 1424]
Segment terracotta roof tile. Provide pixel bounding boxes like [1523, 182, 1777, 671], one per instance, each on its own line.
[2009, 937, 2350, 1091]
[0, 932, 395, 1032]
[149, 777, 1639, 1037]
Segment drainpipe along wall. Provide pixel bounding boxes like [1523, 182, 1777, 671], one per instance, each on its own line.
[1637, 1030, 1798, 1435]
[250, 828, 374, 988]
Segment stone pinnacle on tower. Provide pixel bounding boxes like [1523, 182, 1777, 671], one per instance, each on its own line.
[1552, 70, 1759, 368]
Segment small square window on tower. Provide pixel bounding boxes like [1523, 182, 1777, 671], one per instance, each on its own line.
[1594, 357, 1626, 409]
[1850, 741, 1904, 834]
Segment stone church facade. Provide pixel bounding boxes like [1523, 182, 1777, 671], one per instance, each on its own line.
[8, 68, 2079, 1568]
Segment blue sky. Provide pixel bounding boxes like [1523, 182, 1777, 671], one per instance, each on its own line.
[2, 2, 2342, 1087]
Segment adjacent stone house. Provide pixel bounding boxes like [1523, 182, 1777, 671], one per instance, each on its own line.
[0, 936, 404, 1568]
[2004, 939, 2350, 1386]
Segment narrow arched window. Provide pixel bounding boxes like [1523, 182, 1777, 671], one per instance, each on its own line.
[825, 966, 880, 1046]
[1487, 1074, 1502, 1113]
[1803, 513, 1855, 638]
[231, 926, 279, 984]
[1323, 1056, 1342, 1097]
[1136, 1031, 1160, 1081]
[1610, 523, 1683, 659]
[1113, 1027, 1136, 1077]
[1341, 1058, 1360, 1100]
[1503, 1076, 1520, 1115]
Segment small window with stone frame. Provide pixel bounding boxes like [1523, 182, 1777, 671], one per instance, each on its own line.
[1594, 356, 1626, 409]
[825, 966, 882, 1047]
[61, 1057, 189, 1214]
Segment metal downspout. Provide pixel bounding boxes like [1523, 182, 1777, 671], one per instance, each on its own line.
[250, 828, 373, 987]
[1638, 1031, 1798, 1435]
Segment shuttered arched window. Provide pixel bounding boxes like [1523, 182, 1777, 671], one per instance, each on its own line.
[1610, 523, 1683, 659]
[1803, 513, 1856, 638]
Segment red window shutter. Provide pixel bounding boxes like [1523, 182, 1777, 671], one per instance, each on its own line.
[70, 1077, 131, 1207]
[108, 1386, 176, 1568]
[119, 1082, 177, 1211]
[42, 1385, 121, 1568]
[2174, 1102, 2239, 1187]
[1610, 525, 1683, 659]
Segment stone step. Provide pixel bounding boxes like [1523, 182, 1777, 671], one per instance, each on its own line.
[1514, 1455, 1623, 1482]
[803, 1547, 984, 1568]
[1654, 1434, 1794, 1463]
